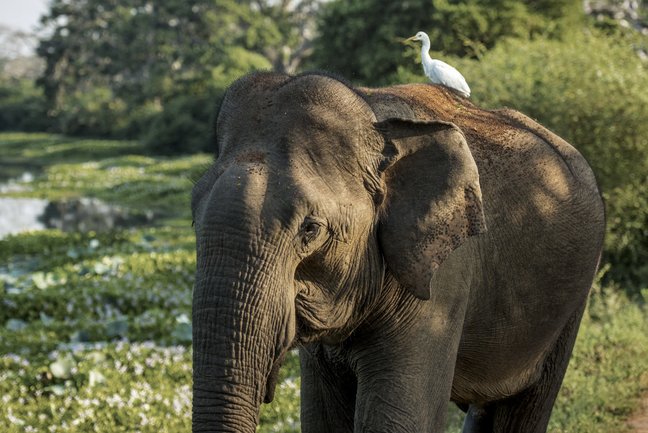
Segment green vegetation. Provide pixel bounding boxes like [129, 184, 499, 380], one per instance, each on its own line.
[397, 29, 648, 296]
[0, 79, 48, 133]
[0, 132, 210, 215]
[314, 0, 582, 84]
[549, 288, 648, 433]
[454, 32, 648, 194]
[1, 0, 648, 430]
[1, 133, 647, 432]
[457, 32, 648, 295]
[0, 133, 298, 432]
[17, 0, 318, 153]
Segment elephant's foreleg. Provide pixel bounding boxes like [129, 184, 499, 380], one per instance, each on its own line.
[352, 299, 469, 432]
[299, 344, 356, 433]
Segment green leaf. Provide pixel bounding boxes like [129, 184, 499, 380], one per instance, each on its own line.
[32, 272, 51, 289]
[66, 248, 80, 259]
[50, 355, 76, 379]
[105, 318, 129, 338]
[86, 351, 106, 363]
[88, 369, 106, 386]
[70, 330, 91, 343]
[40, 312, 54, 326]
[5, 318, 28, 331]
[46, 384, 66, 396]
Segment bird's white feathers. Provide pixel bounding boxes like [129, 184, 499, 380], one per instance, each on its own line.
[407, 31, 471, 98]
[424, 59, 471, 98]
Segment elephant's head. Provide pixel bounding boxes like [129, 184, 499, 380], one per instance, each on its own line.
[191, 72, 486, 432]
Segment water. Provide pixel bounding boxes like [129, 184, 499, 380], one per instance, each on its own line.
[0, 172, 153, 239]
[0, 197, 49, 238]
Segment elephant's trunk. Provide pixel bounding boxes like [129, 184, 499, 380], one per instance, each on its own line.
[191, 164, 296, 432]
[192, 255, 294, 433]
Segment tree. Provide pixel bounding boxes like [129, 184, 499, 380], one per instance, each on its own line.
[37, 0, 223, 125]
[0, 26, 48, 132]
[35, 0, 321, 141]
[311, 0, 582, 85]
[250, 0, 320, 74]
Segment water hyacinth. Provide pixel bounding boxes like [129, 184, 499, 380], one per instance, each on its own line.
[0, 339, 301, 432]
[0, 134, 302, 432]
[2, 133, 646, 433]
[49, 355, 75, 379]
[1, 343, 194, 432]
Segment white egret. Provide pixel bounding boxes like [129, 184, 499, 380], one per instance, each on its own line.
[405, 31, 471, 98]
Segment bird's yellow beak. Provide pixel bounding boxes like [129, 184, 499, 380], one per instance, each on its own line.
[402, 35, 418, 45]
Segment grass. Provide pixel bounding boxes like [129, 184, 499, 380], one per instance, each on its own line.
[1, 132, 647, 432]
[548, 288, 648, 433]
[0, 133, 142, 182]
[0, 132, 211, 218]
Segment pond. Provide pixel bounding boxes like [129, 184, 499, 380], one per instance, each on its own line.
[0, 172, 154, 239]
[0, 197, 49, 238]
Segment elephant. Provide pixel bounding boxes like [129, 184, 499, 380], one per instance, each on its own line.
[190, 71, 605, 433]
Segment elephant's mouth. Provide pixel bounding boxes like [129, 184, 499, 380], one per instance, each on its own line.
[294, 310, 322, 344]
[295, 307, 356, 346]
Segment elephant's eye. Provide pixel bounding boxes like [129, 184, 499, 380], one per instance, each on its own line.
[300, 218, 323, 245]
[302, 221, 320, 239]
[296, 217, 328, 256]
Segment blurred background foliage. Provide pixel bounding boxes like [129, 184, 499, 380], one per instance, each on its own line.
[1, 2, 648, 431]
[1, 1, 647, 290]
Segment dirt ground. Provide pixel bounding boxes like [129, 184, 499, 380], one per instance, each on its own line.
[628, 398, 648, 433]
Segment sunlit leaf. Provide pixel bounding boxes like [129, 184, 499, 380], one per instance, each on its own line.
[50, 356, 75, 379]
[88, 369, 106, 386]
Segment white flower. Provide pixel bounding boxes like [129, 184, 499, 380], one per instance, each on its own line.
[139, 412, 150, 426]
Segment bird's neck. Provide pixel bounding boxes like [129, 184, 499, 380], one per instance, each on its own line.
[420, 38, 432, 62]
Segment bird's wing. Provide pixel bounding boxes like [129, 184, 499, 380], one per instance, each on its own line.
[430, 60, 471, 97]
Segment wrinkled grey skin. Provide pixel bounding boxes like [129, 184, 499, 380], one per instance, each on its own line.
[190, 72, 605, 433]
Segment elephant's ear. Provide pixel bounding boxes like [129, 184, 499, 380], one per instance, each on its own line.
[375, 118, 487, 300]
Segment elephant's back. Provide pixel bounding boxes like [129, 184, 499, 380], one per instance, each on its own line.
[365, 84, 598, 192]
[366, 84, 604, 238]
[369, 83, 606, 402]
[367, 83, 603, 232]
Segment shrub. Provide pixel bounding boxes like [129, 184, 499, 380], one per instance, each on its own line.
[52, 86, 130, 137]
[547, 289, 648, 433]
[451, 31, 648, 193]
[435, 32, 648, 291]
[141, 92, 221, 155]
[0, 79, 50, 132]
[602, 178, 648, 295]
[313, 0, 582, 85]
